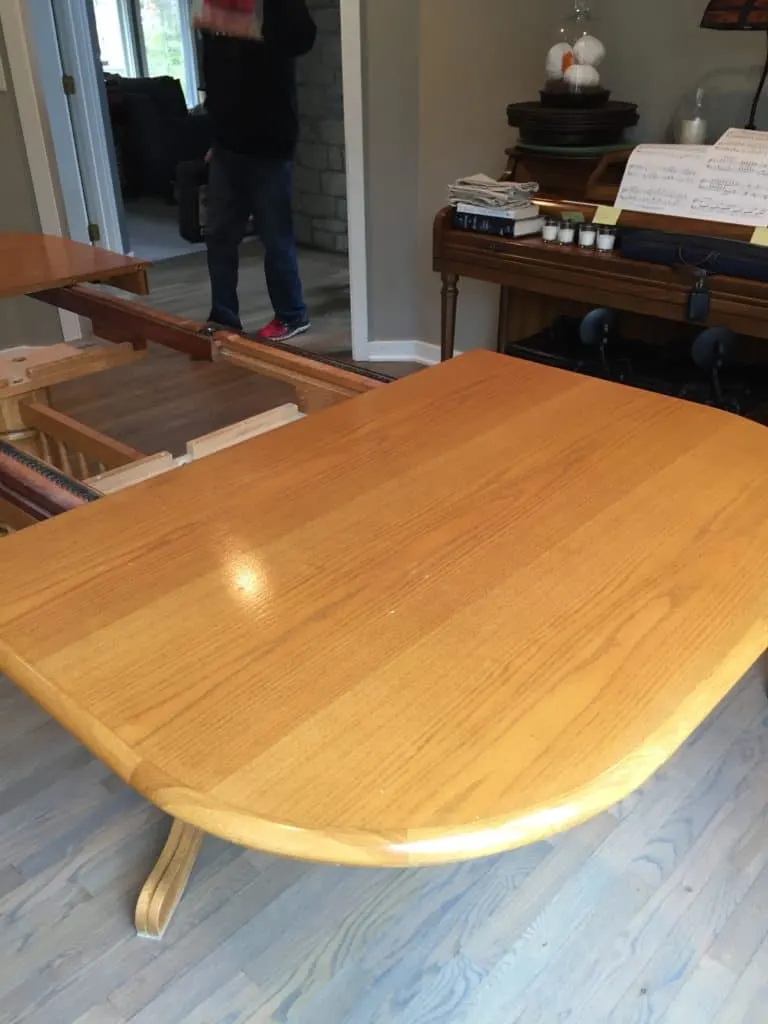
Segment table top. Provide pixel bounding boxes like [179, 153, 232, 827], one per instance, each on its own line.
[2, 351, 768, 867]
[0, 234, 148, 299]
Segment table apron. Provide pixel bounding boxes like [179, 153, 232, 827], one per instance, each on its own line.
[435, 254, 768, 340]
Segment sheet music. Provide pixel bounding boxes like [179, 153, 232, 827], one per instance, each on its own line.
[713, 128, 768, 155]
[615, 142, 768, 227]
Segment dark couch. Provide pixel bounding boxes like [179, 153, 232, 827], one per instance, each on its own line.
[105, 75, 212, 201]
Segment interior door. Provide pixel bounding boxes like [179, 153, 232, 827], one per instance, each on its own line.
[20, 0, 95, 250]
[50, 0, 128, 252]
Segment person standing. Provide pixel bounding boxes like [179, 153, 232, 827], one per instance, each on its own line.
[200, 0, 316, 341]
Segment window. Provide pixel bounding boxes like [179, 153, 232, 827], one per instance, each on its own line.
[92, 0, 138, 77]
[138, 0, 198, 105]
[91, 0, 199, 106]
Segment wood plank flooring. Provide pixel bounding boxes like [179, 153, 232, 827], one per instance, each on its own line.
[2, 669, 767, 1023]
[132, 242, 352, 355]
[53, 341, 297, 456]
[2, 346, 768, 1022]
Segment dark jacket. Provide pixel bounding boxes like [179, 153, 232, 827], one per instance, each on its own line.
[201, 0, 316, 159]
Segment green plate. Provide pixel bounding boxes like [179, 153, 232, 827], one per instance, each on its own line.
[515, 141, 634, 156]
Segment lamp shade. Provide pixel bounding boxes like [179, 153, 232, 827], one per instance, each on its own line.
[701, 0, 768, 29]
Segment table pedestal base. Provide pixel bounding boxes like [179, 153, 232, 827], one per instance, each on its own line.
[135, 818, 204, 940]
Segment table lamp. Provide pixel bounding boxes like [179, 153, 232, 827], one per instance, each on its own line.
[701, 0, 768, 129]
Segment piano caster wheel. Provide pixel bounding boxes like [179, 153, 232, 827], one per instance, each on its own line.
[691, 327, 735, 371]
[580, 308, 618, 378]
[690, 327, 736, 410]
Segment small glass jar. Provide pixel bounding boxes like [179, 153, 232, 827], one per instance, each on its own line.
[578, 222, 597, 249]
[675, 87, 708, 146]
[542, 216, 560, 243]
[596, 225, 617, 253]
[558, 220, 577, 245]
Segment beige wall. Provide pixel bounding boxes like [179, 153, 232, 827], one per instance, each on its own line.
[417, 0, 546, 351]
[0, 23, 63, 348]
[600, 0, 768, 143]
[362, 0, 423, 344]
[363, 0, 546, 350]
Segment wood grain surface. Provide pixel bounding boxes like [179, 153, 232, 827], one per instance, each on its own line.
[1, 351, 768, 867]
[0, 234, 148, 299]
[433, 205, 768, 359]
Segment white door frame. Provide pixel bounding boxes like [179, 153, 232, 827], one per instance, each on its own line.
[0, 0, 81, 341]
[51, 0, 127, 255]
[3, 0, 370, 360]
[339, 0, 369, 361]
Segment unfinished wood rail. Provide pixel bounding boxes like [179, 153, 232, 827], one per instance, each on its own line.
[2, 402, 303, 536]
[0, 341, 146, 459]
[0, 340, 143, 393]
[20, 403, 146, 482]
[85, 405, 304, 494]
[214, 334, 389, 413]
[9, 402, 303, 508]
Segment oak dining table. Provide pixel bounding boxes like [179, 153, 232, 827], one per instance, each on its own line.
[2, 350, 768, 940]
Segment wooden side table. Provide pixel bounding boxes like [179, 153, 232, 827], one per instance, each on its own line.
[434, 203, 768, 362]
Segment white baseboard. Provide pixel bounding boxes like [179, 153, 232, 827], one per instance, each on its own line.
[367, 340, 465, 365]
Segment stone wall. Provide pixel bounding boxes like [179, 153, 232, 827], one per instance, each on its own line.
[293, 0, 347, 254]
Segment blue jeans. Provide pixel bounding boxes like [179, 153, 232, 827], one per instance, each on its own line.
[205, 149, 307, 330]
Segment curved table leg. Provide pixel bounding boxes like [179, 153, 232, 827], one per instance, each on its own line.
[135, 818, 205, 940]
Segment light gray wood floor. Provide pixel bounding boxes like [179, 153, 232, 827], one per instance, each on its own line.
[2, 663, 767, 1023]
[132, 241, 352, 355]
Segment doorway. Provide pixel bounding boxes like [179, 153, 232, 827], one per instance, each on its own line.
[17, 0, 368, 358]
[93, 0, 199, 103]
[91, 0, 205, 264]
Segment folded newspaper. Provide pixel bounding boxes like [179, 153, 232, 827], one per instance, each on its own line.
[448, 174, 539, 210]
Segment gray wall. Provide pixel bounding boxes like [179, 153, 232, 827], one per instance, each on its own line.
[362, 0, 422, 344]
[293, 0, 347, 254]
[362, 0, 548, 349]
[0, 23, 63, 348]
[599, 0, 768, 143]
[417, 0, 548, 352]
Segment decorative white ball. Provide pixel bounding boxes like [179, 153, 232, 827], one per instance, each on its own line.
[573, 34, 606, 67]
[545, 42, 573, 81]
[564, 63, 601, 89]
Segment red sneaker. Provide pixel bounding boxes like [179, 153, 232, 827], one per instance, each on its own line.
[255, 318, 311, 342]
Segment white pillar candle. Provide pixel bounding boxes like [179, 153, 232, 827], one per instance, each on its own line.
[596, 227, 616, 252]
[542, 219, 559, 243]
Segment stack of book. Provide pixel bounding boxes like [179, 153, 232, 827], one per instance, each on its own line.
[447, 173, 543, 238]
[452, 201, 544, 239]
